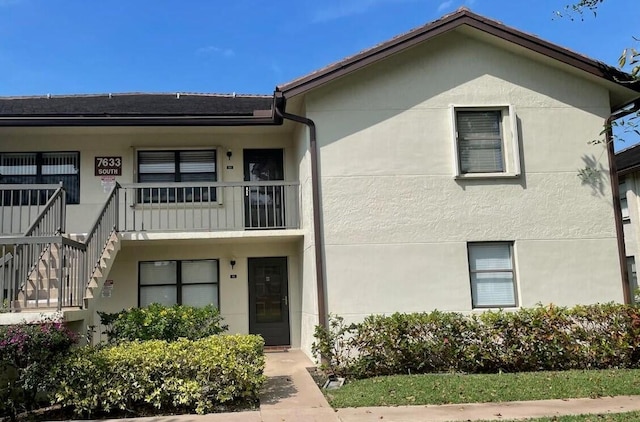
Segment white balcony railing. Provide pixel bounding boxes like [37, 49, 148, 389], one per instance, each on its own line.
[118, 181, 300, 232]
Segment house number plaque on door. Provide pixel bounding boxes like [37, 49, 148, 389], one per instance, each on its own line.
[95, 157, 123, 176]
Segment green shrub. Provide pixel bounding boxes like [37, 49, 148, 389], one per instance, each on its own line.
[52, 334, 265, 417]
[313, 304, 640, 378]
[99, 303, 228, 343]
[0, 319, 78, 417]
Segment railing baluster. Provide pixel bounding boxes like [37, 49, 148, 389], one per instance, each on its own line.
[115, 181, 299, 233]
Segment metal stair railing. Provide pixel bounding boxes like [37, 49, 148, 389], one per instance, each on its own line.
[83, 183, 119, 286]
[0, 183, 121, 312]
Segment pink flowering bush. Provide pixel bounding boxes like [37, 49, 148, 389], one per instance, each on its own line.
[0, 319, 78, 417]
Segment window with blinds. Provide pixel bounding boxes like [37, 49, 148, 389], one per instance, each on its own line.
[137, 150, 217, 202]
[0, 152, 80, 204]
[138, 259, 219, 308]
[468, 242, 517, 308]
[620, 179, 630, 220]
[456, 111, 504, 174]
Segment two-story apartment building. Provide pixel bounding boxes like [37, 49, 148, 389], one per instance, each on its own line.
[1, 8, 639, 355]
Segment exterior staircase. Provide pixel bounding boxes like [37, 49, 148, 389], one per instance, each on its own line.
[16, 242, 64, 309]
[0, 183, 120, 326]
[11, 233, 121, 312]
[82, 231, 120, 307]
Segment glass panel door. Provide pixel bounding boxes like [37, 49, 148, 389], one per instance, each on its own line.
[243, 149, 284, 229]
[248, 257, 290, 346]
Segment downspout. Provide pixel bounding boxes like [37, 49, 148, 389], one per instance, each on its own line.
[274, 98, 328, 332]
[606, 100, 640, 304]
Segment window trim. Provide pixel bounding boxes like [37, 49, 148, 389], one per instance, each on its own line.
[137, 259, 221, 309]
[467, 241, 518, 309]
[0, 151, 81, 204]
[451, 105, 521, 178]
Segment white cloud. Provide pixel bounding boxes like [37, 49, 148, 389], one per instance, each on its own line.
[195, 46, 235, 58]
[437, 0, 453, 11]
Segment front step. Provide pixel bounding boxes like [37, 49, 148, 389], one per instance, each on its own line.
[11, 299, 59, 311]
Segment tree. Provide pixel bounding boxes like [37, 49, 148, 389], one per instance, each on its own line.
[557, 0, 639, 189]
[559, 1, 638, 78]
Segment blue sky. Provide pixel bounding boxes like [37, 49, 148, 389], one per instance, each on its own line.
[0, 0, 636, 96]
[0, 0, 638, 148]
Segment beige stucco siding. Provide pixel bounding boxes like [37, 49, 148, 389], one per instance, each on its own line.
[303, 30, 620, 316]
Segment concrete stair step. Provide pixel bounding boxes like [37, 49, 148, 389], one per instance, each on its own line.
[19, 287, 59, 301]
[12, 298, 59, 309]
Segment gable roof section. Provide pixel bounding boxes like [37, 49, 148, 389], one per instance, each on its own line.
[0, 93, 279, 126]
[276, 8, 640, 109]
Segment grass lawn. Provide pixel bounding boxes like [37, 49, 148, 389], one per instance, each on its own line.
[325, 369, 640, 408]
[483, 412, 640, 421]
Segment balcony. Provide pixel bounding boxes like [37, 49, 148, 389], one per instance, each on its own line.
[119, 181, 300, 233]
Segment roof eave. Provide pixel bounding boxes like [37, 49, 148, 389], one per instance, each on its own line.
[0, 114, 280, 127]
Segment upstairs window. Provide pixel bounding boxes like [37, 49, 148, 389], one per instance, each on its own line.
[137, 149, 217, 203]
[620, 179, 630, 220]
[0, 152, 80, 204]
[457, 110, 504, 173]
[452, 106, 520, 177]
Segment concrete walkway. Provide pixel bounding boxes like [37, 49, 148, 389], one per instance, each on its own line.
[98, 350, 640, 421]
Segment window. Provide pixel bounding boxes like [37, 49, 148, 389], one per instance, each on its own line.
[620, 179, 630, 220]
[468, 242, 517, 308]
[139, 259, 219, 308]
[452, 106, 520, 177]
[627, 257, 637, 303]
[0, 152, 80, 204]
[137, 150, 217, 202]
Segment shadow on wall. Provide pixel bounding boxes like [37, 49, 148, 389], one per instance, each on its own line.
[579, 154, 606, 197]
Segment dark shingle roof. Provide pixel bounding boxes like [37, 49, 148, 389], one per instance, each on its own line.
[0, 93, 273, 117]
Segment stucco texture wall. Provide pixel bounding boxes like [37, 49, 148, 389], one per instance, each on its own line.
[303, 30, 622, 320]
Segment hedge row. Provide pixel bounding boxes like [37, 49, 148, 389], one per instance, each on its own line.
[98, 303, 228, 343]
[52, 334, 265, 417]
[313, 304, 640, 378]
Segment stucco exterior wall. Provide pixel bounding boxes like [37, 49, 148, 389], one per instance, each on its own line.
[303, 30, 622, 321]
[93, 238, 302, 347]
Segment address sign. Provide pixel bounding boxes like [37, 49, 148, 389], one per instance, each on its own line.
[95, 157, 123, 176]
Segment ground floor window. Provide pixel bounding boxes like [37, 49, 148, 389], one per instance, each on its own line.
[628, 256, 638, 303]
[139, 259, 219, 308]
[468, 242, 517, 308]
